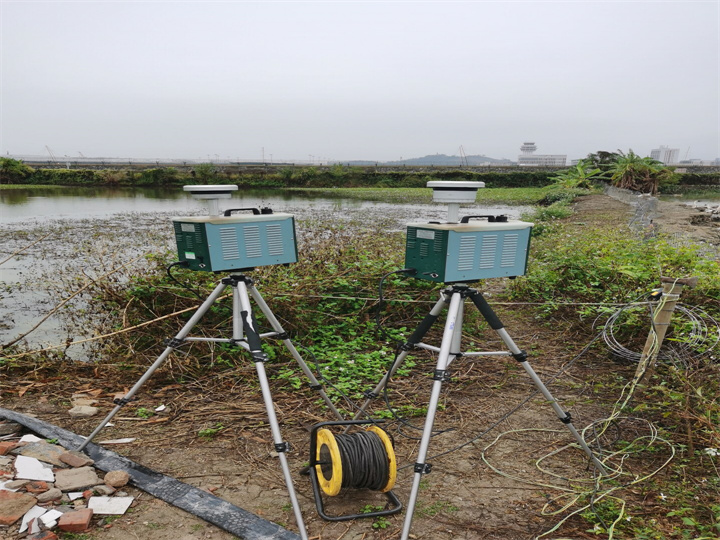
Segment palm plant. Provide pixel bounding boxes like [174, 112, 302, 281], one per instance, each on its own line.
[608, 150, 674, 195]
[553, 159, 602, 189]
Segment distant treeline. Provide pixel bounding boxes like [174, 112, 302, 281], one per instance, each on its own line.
[1, 159, 718, 190]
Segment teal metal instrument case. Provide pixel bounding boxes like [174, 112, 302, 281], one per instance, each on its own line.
[172, 213, 298, 272]
[405, 220, 533, 283]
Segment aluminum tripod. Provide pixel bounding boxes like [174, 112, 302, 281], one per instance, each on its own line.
[78, 273, 345, 540]
[353, 283, 608, 540]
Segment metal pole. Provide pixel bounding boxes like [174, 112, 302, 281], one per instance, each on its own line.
[401, 291, 462, 540]
[249, 284, 343, 421]
[352, 294, 448, 421]
[495, 330, 607, 475]
[237, 282, 308, 540]
[468, 290, 607, 474]
[78, 281, 228, 450]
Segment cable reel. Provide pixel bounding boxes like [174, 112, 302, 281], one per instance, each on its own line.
[308, 420, 402, 522]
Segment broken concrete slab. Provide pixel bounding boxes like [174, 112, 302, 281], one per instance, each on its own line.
[1, 479, 18, 491]
[16, 440, 68, 466]
[3, 479, 30, 490]
[68, 406, 99, 418]
[96, 437, 136, 444]
[88, 495, 134, 515]
[0, 489, 37, 526]
[36, 487, 62, 503]
[14, 455, 55, 482]
[54, 466, 100, 492]
[93, 484, 116, 496]
[59, 450, 94, 468]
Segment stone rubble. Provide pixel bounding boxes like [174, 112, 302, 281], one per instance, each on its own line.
[0, 421, 135, 539]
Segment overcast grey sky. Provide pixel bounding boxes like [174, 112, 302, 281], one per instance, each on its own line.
[2, 0, 718, 162]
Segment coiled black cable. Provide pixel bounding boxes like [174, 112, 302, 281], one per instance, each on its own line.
[335, 431, 390, 491]
[317, 428, 396, 495]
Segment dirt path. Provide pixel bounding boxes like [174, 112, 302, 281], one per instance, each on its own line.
[1, 192, 716, 540]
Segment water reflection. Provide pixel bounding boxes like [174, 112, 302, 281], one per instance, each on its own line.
[1, 187, 375, 222]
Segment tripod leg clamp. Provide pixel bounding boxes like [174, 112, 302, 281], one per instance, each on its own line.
[414, 462, 432, 474]
[113, 396, 138, 406]
[512, 350, 528, 363]
[251, 351, 269, 363]
[164, 337, 185, 349]
[274, 442, 290, 453]
[433, 369, 452, 382]
[560, 412, 573, 424]
[363, 390, 379, 399]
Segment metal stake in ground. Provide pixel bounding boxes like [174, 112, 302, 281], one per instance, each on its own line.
[634, 276, 698, 384]
[77, 273, 346, 540]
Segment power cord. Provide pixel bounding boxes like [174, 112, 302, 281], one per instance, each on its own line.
[165, 261, 204, 300]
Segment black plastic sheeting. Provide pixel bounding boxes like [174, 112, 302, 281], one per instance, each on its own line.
[0, 408, 301, 540]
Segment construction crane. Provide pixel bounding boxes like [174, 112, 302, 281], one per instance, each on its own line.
[78, 151, 86, 158]
[45, 145, 57, 163]
[459, 145, 468, 167]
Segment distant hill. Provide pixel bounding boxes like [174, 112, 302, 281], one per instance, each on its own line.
[380, 154, 513, 166]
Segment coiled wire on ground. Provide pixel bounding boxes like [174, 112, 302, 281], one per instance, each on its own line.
[598, 302, 719, 364]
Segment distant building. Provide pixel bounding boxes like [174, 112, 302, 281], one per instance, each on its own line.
[517, 142, 566, 166]
[650, 146, 680, 165]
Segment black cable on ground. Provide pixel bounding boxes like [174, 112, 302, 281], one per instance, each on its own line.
[334, 431, 390, 491]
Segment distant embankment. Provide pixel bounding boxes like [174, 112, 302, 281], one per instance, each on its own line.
[1, 158, 719, 190]
[14, 159, 720, 176]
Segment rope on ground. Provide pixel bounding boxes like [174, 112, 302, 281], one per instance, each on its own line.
[479, 295, 705, 540]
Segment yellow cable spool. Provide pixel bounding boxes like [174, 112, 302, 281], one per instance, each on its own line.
[367, 426, 397, 492]
[314, 426, 397, 497]
[315, 428, 343, 496]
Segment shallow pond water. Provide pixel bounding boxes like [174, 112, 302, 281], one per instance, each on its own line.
[0, 189, 533, 358]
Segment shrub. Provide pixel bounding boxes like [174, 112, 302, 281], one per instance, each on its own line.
[0, 158, 35, 184]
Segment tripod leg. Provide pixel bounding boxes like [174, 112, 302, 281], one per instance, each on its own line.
[401, 291, 463, 540]
[352, 294, 448, 421]
[77, 281, 229, 451]
[249, 285, 343, 421]
[237, 282, 309, 540]
[469, 291, 607, 475]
